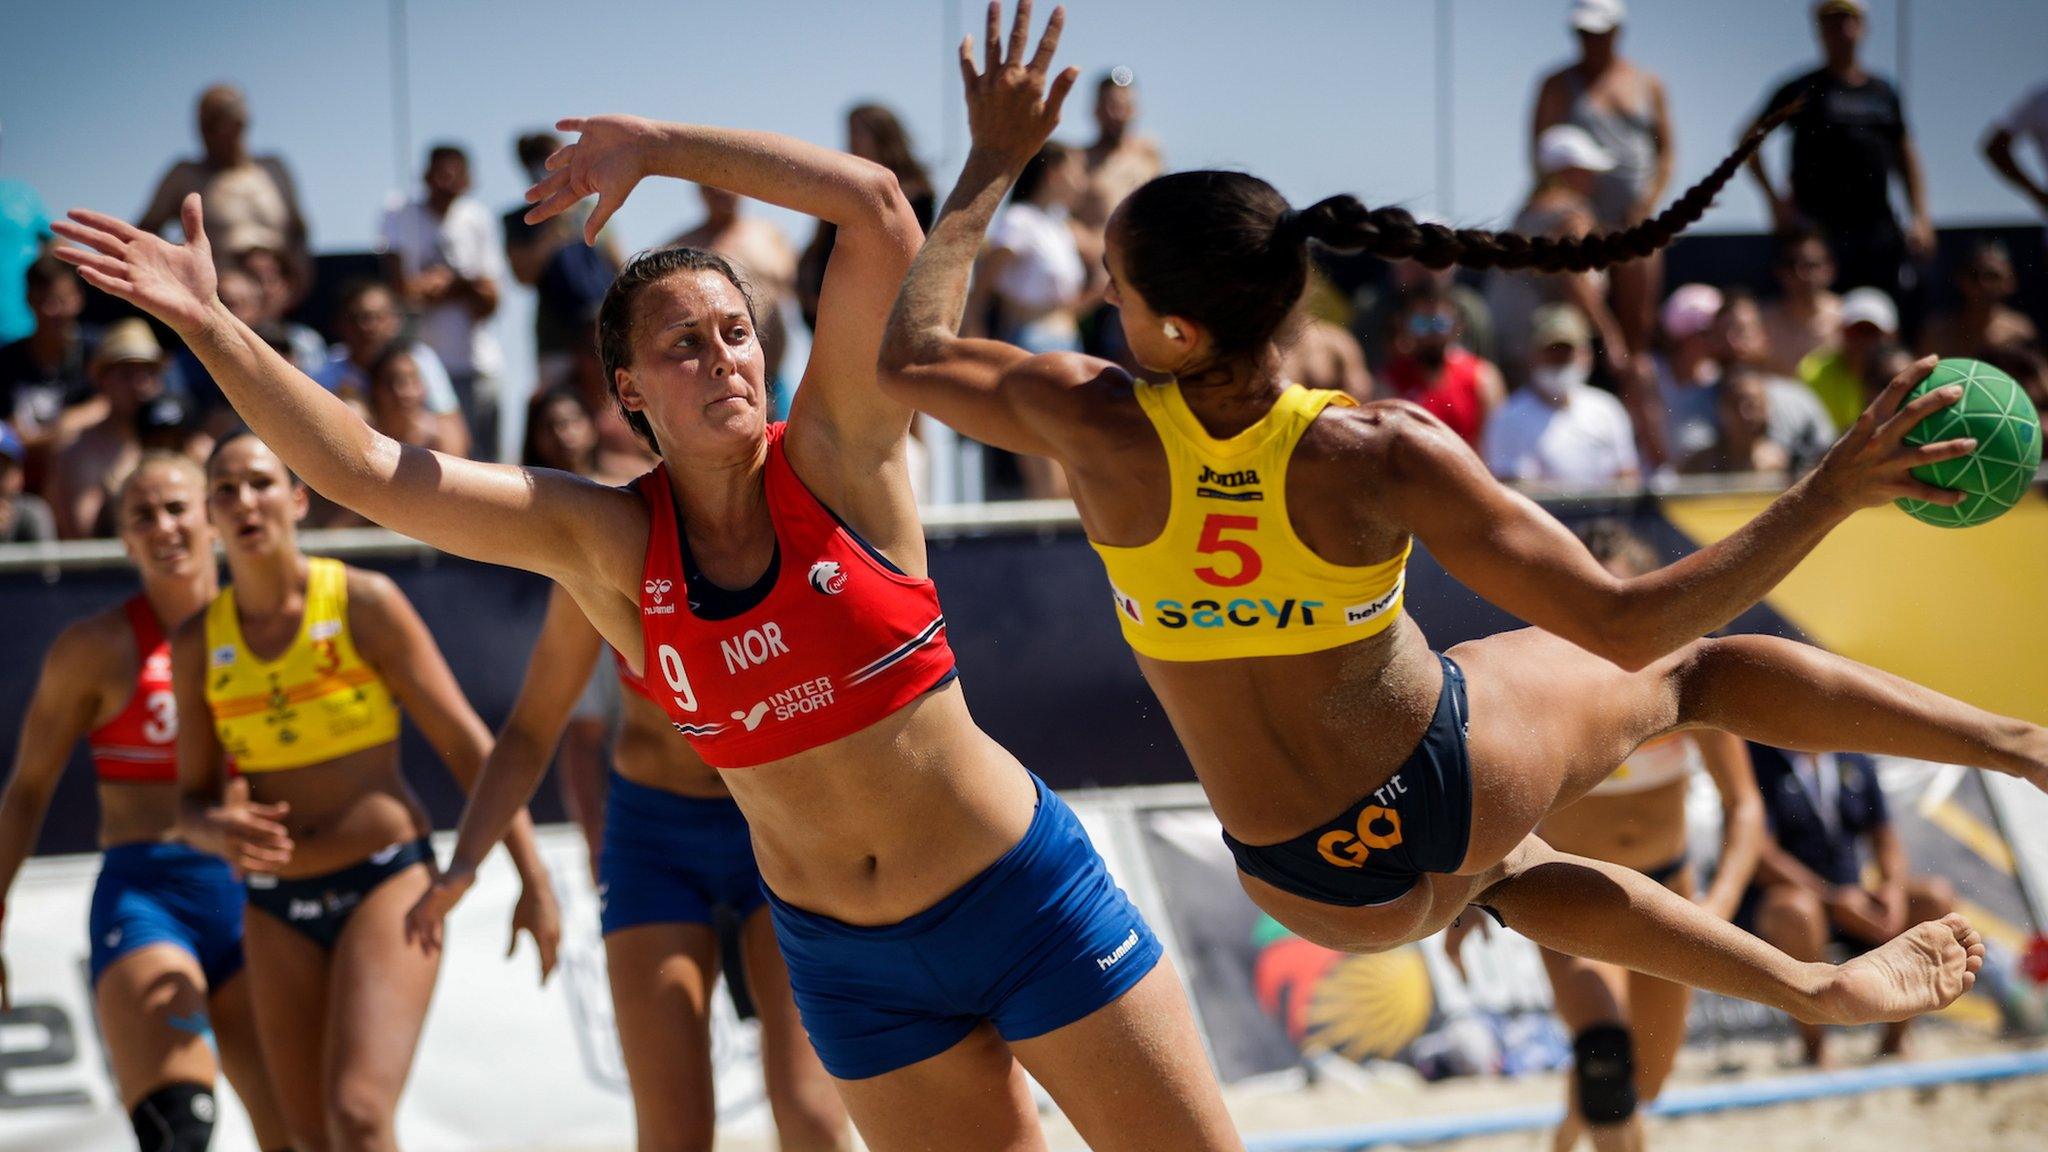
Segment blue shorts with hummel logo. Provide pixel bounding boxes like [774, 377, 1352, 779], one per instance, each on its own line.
[765, 772, 1162, 1080]
[90, 842, 245, 988]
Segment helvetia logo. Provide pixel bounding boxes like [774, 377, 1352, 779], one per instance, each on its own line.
[808, 560, 847, 595]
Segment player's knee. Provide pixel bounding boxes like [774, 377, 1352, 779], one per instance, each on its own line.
[1910, 875, 1957, 917]
[325, 1081, 394, 1150]
[768, 1085, 849, 1152]
[1573, 1024, 1638, 1126]
[130, 1082, 216, 1152]
[1759, 885, 1825, 937]
[637, 1124, 715, 1152]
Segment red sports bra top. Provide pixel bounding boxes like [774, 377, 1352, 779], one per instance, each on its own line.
[88, 597, 180, 784]
[634, 423, 956, 769]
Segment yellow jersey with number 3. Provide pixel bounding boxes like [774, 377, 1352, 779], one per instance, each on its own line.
[203, 557, 400, 772]
[1089, 381, 1411, 662]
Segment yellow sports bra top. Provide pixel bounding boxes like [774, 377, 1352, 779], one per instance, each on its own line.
[203, 557, 400, 772]
[1090, 381, 1412, 662]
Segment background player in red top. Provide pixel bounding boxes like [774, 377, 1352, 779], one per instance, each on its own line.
[419, 584, 850, 1151]
[58, 12, 1245, 1147]
[0, 451, 289, 1152]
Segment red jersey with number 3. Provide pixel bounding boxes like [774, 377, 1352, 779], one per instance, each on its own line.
[88, 596, 180, 783]
[635, 422, 955, 769]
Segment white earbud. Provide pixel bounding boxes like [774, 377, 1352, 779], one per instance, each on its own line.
[1163, 322, 1183, 340]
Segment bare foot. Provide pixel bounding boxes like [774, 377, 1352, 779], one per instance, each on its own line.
[1810, 914, 1984, 1025]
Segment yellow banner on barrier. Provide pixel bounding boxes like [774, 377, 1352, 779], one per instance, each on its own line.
[1662, 492, 2048, 727]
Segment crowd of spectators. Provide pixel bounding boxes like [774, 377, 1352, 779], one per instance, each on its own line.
[2, 0, 2046, 539]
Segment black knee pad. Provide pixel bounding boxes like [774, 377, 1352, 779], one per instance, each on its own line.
[1573, 1024, 1638, 1126]
[130, 1081, 215, 1152]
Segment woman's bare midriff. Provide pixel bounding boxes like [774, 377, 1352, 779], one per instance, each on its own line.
[1136, 616, 1445, 844]
[719, 682, 1039, 927]
[1538, 776, 1690, 873]
[96, 781, 185, 850]
[614, 687, 728, 799]
[240, 742, 431, 877]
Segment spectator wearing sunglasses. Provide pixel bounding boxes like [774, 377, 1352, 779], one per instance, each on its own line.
[1379, 278, 1506, 447]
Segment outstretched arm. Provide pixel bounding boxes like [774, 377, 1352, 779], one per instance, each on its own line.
[878, 0, 1099, 459]
[1384, 357, 1975, 671]
[0, 626, 106, 1005]
[349, 571, 560, 981]
[53, 199, 635, 594]
[527, 112, 922, 514]
[406, 584, 604, 963]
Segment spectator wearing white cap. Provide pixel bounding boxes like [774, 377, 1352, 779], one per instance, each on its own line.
[1746, 0, 1932, 316]
[1483, 303, 1640, 487]
[1531, 0, 1674, 397]
[1799, 286, 1900, 431]
[1485, 124, 1632, 393]
[1651, 283, 1725, 469]
[50, 319, 169, 539]
[1983, 78, 2048, 219]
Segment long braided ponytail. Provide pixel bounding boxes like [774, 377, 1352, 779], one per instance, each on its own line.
[1115, 101, 1800, 356]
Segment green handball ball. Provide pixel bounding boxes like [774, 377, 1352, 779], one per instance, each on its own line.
[1893, 358, 2041, 528]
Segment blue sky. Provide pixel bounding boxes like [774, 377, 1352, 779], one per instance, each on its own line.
[5, 0, 2046, 405]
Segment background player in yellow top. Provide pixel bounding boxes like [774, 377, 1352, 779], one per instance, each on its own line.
[174, 432, 559, 1152]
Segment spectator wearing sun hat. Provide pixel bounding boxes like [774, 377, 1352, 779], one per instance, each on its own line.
[1487, 124, 1632, 393]
[1483, 303, 1640, 487]
[1532, 0, 1676, 450]
[1799, 286, 1900, 431]
[1651, 283, 1727, 468]
[50, 319, 171, 538]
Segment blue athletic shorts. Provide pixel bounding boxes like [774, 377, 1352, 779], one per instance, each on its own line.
[599, 773, 764, 936]
[89, 842, 245, 988]
[768, 773, 1163, 1080]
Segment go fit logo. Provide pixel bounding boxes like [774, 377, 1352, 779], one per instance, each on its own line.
[1316, 776, 1410, 869]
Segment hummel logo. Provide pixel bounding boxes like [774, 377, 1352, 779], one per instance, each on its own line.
[644, 579, 673, 605]
[1096, 929, 1140, 971]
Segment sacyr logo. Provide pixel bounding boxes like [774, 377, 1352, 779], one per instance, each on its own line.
[644, 578, 673, 604]
[808, 560, 847, 595]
